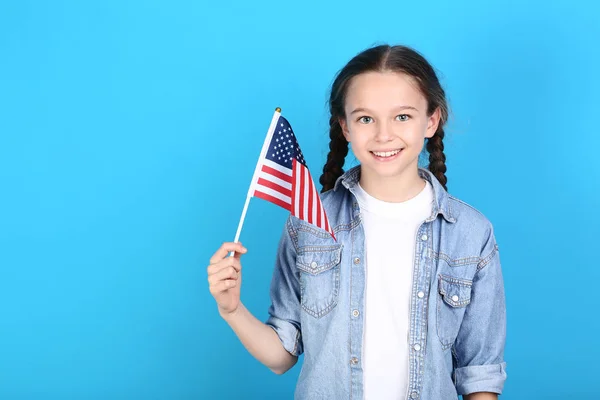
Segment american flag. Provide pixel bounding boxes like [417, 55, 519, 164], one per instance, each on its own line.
[250, 113, 335, 240]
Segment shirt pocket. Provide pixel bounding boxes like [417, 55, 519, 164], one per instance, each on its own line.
[436, 274, 473, 349]
[296, 245, 342, 318]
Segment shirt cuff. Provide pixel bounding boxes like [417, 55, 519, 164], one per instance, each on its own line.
[265, 315, 303, 356]
[455, 362, 507, 395]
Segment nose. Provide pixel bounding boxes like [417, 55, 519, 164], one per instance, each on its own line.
[374, 121, 393, 142]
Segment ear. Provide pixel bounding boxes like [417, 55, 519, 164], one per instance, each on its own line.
[425, 107, 441, 138]
[339, 117, 350, 141]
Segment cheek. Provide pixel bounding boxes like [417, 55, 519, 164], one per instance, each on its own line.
[348, 124, 370, 140]
[403, 121, 429, 140]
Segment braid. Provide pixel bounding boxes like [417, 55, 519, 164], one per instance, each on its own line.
[319, 116, 349, 193]
[426, 126, 448, 192]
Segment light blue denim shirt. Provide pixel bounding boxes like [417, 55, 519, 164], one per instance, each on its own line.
[266, 165, 507, 400]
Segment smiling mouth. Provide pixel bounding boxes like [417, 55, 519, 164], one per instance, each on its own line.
[371, 149, 403, 158]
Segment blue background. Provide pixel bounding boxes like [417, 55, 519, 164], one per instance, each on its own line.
[1, 1, 598, 399]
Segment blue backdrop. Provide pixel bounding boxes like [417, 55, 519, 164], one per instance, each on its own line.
[1, 1, 598, 399]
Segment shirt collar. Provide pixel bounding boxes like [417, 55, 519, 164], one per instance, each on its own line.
[333, 165, 456, 223]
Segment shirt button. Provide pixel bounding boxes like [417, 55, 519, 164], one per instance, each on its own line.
[421, 234, 428, 241]
[350, 357, 359, 365]
[452, 295, 459, 302]
[353, 257, 361, 265]
[417, 291, 424, 298]
[414, 344, 421, 351]
[352, 309, 360, 317]
[410, 392, 418, 399]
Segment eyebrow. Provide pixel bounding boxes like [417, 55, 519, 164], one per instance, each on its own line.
[350, 106, 419, 115]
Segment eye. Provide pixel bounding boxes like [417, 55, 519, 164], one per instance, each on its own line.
[396, 114, 410, 121]
[358, 116, 373, 124]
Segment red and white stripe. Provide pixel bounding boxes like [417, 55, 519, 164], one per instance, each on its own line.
[252, 158, 334, 239]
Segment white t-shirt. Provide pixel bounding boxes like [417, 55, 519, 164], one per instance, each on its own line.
[354, 179, 434, 400]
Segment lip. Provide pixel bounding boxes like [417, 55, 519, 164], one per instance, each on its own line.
[370, 148, 403, 161]
[371, 149, 402, 153]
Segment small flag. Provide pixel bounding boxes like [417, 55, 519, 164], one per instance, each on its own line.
[233, 108, 336, 243]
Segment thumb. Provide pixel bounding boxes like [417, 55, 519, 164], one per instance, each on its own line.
[233, 243, 248, 260]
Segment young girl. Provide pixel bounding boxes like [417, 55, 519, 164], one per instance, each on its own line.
[207, 44, 507, 400]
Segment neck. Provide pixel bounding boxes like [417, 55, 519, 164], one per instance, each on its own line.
[358, 167, 426, 203]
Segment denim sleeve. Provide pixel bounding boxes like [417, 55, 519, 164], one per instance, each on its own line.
[264, 216, 303, 356]
[453, 223, 507, 395]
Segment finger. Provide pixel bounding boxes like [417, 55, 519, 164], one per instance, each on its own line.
[208, 265, 239, 286]
[209, 242, 247, 264]
[209, 279, 237, 294]
[207, 256, 242, 276]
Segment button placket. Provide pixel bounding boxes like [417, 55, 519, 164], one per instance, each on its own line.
[407, 225, 430, 399]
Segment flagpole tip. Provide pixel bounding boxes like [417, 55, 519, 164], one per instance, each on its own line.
[275, 107, 281, 113]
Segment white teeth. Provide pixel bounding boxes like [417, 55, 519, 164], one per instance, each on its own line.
[373, 149, 401, 157]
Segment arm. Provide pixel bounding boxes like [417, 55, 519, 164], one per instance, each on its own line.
[464, 393, 498, 400]
[207, 219, 301, 375]
[223, 216, 303, 375]
[263, 216, 304, 371]
[220, 303, 298, 374]
[453, 224, 507, 396]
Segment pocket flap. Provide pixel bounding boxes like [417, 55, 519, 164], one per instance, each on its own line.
[438, 274, 472, 308]
[297, 245, 342, 275]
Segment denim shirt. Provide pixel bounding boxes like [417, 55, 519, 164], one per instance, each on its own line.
[265, 165, 507, 400]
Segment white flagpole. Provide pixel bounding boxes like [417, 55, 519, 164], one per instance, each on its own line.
[230, 107, 282, 255]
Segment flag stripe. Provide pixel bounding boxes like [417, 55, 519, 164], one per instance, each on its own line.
[298, 162, 306, 219]
[307, 173, 313, 224]
[261, 164, 292, 183]
[317, 194, 322, 227]
[254, 191, 290, 210]
[256, 177, 292, 198]
[312, 179, 317, 224]
[296, 159, 302, 219]
[258, 171, 292, 190]
[263, 158, 292, 174]
[292, 160, 299, 217]
[254, 185, 291, 204]
[303, 167, 309, 223]
[319, 198, 324, 228]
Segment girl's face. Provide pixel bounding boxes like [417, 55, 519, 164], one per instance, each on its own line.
[340, 71, 440, 186]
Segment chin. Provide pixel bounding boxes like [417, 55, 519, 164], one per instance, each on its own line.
[363, 163, 409, 179]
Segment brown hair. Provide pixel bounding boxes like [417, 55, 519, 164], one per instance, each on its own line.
[319, 44, 449, 192]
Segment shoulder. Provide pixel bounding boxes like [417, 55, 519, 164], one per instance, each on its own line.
[448, 194, 493, 228]
[319, 186, 344, 206]
[447, 194, 498, 256]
